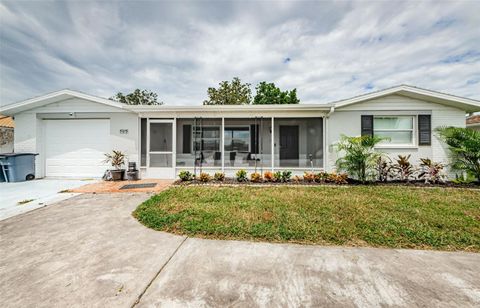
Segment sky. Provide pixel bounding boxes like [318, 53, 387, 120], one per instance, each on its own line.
[1, 0, 479, 107]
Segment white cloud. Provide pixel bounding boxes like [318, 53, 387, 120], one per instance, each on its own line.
[1, 0, 479, 106]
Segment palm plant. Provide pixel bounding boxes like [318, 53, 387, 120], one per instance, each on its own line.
[335, 135, 385, 183]
[436, 127, 480, 182]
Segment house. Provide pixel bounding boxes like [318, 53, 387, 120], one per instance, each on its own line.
[0, 85, 479, 179]
[0, 113, 14, 153]
[466, 114, 480, 131]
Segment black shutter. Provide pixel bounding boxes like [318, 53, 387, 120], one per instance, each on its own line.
[183, 125, 191, 153]
[250, 124, 259, 154]
[418, 115, 431, 145]
[361, 115, 374, 137]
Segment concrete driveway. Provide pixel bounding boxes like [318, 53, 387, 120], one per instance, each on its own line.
[0, 178, 95, 221]
[1, 193, 479, 307]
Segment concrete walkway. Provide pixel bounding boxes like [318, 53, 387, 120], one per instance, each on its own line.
[0, 193, 479, 307]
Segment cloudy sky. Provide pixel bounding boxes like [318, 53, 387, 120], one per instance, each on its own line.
[1, 0, 479, 106]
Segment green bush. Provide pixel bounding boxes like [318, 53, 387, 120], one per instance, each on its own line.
[281, 171, 292, 182]
[436, 127, 480, 182]
[314, 171, 329, 183]
[214, 172, 225, 181]
[178, 170, 193, 181]
[273, 171, 283, 182]
[236, 169, 248, 182]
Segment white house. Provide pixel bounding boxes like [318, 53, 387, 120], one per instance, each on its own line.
[1, 85, 479, 179]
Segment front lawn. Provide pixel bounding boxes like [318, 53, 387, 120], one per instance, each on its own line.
[133, 186, 480, 251]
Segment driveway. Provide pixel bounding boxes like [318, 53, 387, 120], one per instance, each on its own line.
[0, 178, 95, 221]
[1, 193, 479, 307]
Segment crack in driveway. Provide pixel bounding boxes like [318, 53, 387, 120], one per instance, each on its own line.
[132, 236, 189, 307]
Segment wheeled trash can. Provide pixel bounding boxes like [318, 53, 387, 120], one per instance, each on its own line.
[0, 153, 38, 182]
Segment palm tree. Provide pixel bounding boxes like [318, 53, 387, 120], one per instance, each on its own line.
[436, 127, 480, 182]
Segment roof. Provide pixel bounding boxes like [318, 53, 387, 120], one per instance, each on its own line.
[1, 85, 479, 115]
[0, 114, 14, 128]
[466, 114, 480, 126]
[333, 85, 480, 112]
[0, 89, 126, 115]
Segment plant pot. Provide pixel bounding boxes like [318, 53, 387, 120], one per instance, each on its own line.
[110, 169, 125, 181]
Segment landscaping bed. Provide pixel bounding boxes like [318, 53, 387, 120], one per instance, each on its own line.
[174, 178, 480, 189]
[133, 185, 480, 252]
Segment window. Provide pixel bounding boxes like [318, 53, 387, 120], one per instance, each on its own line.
[224, 127, 250, 152]
[192, 126, 221, 152]
[373, 116, 414, 145]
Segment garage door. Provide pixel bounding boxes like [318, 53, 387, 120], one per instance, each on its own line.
[45, 119, 110, 177]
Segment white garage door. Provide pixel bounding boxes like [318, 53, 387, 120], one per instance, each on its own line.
[45, 119, 110, 178]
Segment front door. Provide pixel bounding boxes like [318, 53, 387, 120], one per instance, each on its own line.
[279, 125, 299, 167]
[146, 120, 176, 178]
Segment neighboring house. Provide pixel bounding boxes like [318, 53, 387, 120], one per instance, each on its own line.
[0, 85, 479, 179]
[0, 114, 14, 153]
[466, 114, 480, 131]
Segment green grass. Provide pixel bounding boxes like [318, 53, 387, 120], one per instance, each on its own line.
[133, 186, 480, 252]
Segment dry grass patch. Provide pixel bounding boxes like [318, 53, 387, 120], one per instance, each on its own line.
[133, 186, 480, 251]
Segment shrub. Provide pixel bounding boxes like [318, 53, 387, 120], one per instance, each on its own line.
[393, 155, 415, 182]
[214, 172, 225, 181]
[292, 175, 302, 183]
[178, 170, 193, 181]
[335, 135, 385, 183]
[280, 171, 292, 182]
[273, 171, 283, 182]
[199, 172, 211, 182]
[250, 172, 262, 182]
[263, 171, 274, 181]
[236, 169, 248, 182]
[103, 150, 126, 170]
[418, 158, 446, 184]
[377, 157, 394, 182]
[303, 172, 315, 182]
[326, 172, 349, 184]
[314, 171, 329, 183]
[436, 127, 480, 182]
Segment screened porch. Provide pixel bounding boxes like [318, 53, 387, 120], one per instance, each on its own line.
[140, 117, 324, 178]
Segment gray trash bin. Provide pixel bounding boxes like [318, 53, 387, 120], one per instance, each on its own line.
[0, 153, 38, 182]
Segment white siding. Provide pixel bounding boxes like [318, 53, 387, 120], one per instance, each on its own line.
[13, 99, 138, 178]
[31, 98, 128, 113]
[327, 95, 466, 177]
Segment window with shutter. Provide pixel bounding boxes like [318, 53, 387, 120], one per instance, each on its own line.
[418, 115, 431, 145]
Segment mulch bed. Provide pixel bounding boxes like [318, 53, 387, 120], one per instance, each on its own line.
[174, 178, 480, 189]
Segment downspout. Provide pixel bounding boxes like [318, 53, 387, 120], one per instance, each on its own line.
[324, 106, 335, 172]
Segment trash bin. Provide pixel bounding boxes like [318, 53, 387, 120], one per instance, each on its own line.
[0, 153, 38, 182]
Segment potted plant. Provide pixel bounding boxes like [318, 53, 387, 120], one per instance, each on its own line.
[103, 150, 126, 181]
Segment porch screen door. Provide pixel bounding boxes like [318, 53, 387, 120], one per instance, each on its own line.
[147, 120, 175, 178]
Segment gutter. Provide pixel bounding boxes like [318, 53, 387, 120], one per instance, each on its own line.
[326, 106, 335, 118]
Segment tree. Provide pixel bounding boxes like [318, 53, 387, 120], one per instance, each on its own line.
[436, 126, 480, 182]
[253, 82, 299, 104]
[203, 77, 252, 105]
[335, 135, 386, 183]
[110, 89, 163, 105]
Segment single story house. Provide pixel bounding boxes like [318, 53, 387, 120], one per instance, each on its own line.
[1, 85, 479, 179]
[466, 114, 480, 131]
[0, 113, 14, 153]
